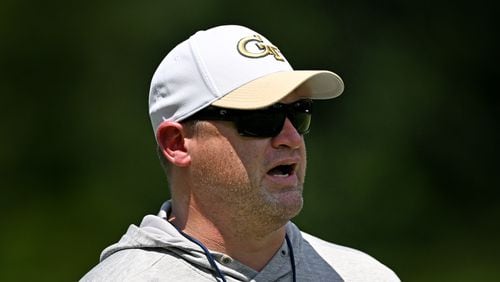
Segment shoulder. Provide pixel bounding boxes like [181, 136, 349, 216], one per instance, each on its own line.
[300, 232, 400, 282]
[80, 248, 214, 282]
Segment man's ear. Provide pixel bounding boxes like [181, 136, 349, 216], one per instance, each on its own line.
[156, 121, 191, 167]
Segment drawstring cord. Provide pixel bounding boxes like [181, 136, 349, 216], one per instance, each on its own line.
[177, 229, 227, 282]
[285, 233, 297, 282]
[177, 228, 296, 282]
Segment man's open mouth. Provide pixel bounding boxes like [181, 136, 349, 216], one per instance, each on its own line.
[267, 164, 296, 177]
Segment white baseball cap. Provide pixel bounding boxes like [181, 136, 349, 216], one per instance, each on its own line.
[148, 25, 344, 133]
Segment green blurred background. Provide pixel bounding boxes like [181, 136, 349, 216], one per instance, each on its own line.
[1, 0, 498, 281]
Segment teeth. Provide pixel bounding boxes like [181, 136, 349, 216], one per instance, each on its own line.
[268, 165, 293, 177]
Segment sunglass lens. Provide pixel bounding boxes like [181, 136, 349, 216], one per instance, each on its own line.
[233, 100, 312, 137]
[237, 111, 286, 137]
[289, 112, 311, 135]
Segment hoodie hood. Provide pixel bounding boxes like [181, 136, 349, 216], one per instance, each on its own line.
[85, 200, 399, 282]
[99, 201, 300, 281]
[100, 211, 209, 268]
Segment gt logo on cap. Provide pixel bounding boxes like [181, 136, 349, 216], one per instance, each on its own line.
[237, 35, 284, 62]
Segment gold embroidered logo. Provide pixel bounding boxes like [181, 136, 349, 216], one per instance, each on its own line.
[237, 35, 284, 61]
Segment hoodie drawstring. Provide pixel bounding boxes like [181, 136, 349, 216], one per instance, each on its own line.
[176, 228, 296, 282]
[177, 228, 227, 282]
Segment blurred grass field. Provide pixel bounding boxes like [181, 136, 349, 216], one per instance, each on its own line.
[1, 1, 498, 281]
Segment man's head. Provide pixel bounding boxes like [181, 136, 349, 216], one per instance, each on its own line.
[148, 25, 343, 130]
[149, 25, 343, 232]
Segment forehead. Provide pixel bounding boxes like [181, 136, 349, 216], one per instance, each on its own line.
[279, 84, 312, 104]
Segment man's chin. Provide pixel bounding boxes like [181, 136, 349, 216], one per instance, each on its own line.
[274, 191, 304, 219]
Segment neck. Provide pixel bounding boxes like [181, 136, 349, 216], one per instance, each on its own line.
[169, 195, 287, 271]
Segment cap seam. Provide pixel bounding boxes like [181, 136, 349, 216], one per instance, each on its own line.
[189, 34, 221, 98]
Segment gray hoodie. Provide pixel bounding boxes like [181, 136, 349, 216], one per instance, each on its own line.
[81, 201, 399, 281]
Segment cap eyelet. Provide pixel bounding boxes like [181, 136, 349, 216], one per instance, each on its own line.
[221, 255, 233, 264]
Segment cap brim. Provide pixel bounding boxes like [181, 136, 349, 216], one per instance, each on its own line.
[211, 70, 344, 109]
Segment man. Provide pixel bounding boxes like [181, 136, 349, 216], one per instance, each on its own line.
[81, 25, 399, 281]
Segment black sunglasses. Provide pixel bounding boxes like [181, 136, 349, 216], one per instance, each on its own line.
[184, 99, 313, 138]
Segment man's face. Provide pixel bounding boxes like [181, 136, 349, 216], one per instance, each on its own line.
[187, 95, 307, 231]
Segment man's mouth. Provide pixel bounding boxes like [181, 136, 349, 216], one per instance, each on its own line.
[267, 164, 296, 178]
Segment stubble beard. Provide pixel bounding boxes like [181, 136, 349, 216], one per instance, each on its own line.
[190, 150, 304, 238]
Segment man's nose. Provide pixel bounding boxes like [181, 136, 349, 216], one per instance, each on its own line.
[270, 118, 303, 149]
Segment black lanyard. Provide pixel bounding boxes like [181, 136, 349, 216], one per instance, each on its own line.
[285, 233, 297, 282]
[178, 229, 296, 282]
[177, 229, 227, 281]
